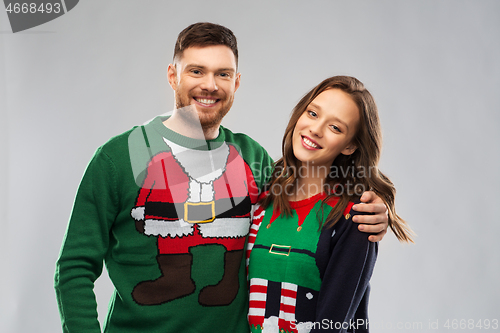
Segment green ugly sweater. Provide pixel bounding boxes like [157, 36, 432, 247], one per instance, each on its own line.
[54, 116, 273, 333]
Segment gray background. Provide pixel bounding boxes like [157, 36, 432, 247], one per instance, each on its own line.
[1, 0, 499, 332]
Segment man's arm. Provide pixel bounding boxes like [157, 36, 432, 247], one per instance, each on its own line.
[351, 191, 388, 242]
[54, 147, 116, 333]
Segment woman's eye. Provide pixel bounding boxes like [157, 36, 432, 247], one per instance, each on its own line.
[330, 125, 341, 133]
[307, 110, 317, 117]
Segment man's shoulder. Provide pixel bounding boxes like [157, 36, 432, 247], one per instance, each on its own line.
[90, 125, 144, 168]
[101, 116, 163, 151]
[220, 126, 266, 152]
[99, 126, 137, 152]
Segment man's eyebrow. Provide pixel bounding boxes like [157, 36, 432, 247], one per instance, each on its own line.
[309, 102, 349, 130]
[185, 64, 236, 73]
[217, 68, 236, 73]
[185, 64, 206, 70]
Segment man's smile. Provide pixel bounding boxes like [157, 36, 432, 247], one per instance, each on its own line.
[194, 96, 220, 107]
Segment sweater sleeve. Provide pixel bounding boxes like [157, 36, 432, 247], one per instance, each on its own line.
[54, 147, 118, 333]
[312, 208, 378, 333]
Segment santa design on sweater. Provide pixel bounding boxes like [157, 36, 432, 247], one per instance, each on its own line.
[131, 138, 259, 306]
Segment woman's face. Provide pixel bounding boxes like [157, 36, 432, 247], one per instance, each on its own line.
[292, 88, 360, 170]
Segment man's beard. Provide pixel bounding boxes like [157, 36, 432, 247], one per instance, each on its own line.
[174, 92, 233, 130]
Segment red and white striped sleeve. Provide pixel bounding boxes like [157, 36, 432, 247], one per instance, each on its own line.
[246, 202, 266, 277]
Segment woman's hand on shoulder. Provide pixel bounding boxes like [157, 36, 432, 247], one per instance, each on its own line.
[351, 191, 388, 242]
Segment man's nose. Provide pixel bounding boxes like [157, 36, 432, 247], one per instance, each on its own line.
[200, 74, 218, 92]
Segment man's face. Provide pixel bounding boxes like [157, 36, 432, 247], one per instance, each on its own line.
[168, 45, 240, 130]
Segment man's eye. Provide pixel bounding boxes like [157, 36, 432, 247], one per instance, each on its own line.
[192, 70, 201, 75]
[219, 73, 230, 78]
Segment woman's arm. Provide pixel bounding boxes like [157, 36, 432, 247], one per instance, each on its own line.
[312, 207, 378, 333]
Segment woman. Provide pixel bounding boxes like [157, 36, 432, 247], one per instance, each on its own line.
[247, 76, 414, 333]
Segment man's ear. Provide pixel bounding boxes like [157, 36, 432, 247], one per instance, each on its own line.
[341, 143, 357, 156]
[167, 63, 177, 90]
[234, 72, 241, 92]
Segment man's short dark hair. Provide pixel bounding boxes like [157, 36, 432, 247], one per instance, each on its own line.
[173, 22, 238, 65]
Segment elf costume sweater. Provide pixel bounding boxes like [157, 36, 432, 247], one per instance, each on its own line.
[246, 193, 378, 333]
[54, 116, 273, 333]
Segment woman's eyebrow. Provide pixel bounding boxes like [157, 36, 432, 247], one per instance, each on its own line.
[309, 102, 349, 130]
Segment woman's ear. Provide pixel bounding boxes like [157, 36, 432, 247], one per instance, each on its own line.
[341, 143, 357, 156]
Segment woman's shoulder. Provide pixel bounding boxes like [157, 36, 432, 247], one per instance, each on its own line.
[323, 196, 356, 213]
[323, 197, 372, 233]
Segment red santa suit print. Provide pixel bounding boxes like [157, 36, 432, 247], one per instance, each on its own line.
[130, 138, 260, 306]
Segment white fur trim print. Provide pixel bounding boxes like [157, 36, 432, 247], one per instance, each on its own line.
[130, 206, 145, 221]
[262, 316, 279, 333]
[163, 138, 230, 183]
[143, 219, 194, 237]
[296, 321, 313, 333]
[198, 217, 251, 238]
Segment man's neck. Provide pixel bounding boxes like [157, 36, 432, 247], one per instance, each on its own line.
[162, 112, 220, 140]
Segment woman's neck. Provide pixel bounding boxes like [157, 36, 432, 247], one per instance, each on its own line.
[291, 163, 329, 201]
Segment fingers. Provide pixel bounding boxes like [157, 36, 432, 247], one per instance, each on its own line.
[367, 229, 387, 243]
[354, 191, 390, 243]
[357, 221, 386, 234]
[352, 203, 387, 215]
[360, 190, 383, 204]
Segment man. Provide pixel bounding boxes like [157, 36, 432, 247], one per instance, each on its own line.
[55, 22, 388, 333]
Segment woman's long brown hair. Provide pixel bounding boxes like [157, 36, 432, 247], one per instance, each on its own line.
[260, 76, 414, 242]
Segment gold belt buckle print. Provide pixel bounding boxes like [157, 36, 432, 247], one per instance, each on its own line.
[184, 201, 216, 223]
[269, 244, 291, 256]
